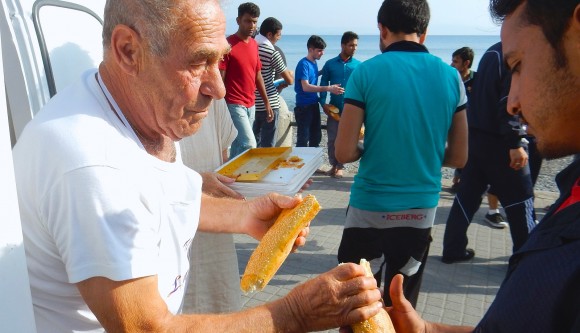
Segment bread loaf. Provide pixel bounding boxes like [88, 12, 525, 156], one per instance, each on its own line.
[352, 259, 396, 333]
[240, 195, 321, 293]
[327, 105, 341, 121]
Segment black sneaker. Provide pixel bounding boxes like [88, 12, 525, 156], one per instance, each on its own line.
[484, 213, 509, 229]
[441, 248, 475, 264]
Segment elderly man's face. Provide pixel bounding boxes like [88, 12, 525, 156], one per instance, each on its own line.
[502, 3, 580, 158]
[139, 0, 229, 141]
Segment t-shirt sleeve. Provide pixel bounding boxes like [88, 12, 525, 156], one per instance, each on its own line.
[344, 65, 365, 109]
[271, 50, 287, 76]
[219, 54, 228, 71]
[295, 60, 309, 82]
[256, 53, 262, 71]
[43, 167, 160, 284]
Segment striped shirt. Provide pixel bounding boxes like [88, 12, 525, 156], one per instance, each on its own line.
[254, 34, 287, 112]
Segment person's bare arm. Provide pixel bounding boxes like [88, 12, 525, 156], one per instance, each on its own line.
[443, 109, 468, 168]
[301, 79, 344, 94]
[77, 264, 384, 332]
[280, 69, 294, 85]
[198, 193, 301, 237]
[200, 172, 244, 199]
[335, 103, 364, 163]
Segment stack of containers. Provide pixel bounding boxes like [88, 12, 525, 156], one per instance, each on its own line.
[216, 147, 323, 198]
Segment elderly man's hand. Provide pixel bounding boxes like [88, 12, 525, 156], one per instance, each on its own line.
[200, 172, 244, 199]
[242, 193, 309, 252]
[282, 263, 384, 332]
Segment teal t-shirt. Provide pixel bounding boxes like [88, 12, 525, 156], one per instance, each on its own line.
[345, 41, 466, 212]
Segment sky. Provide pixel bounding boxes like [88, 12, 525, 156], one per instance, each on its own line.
[221, 0, 501, 36]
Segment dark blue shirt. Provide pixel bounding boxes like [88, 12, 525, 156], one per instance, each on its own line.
[468, 42, 526, 148]
[475, 158, 580, 332]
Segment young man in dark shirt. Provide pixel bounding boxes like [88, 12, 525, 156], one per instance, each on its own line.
[383, 1, 580, 332]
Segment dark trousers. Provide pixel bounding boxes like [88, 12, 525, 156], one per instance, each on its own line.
[294, 103, 321, 147]
[338, 227, 432, 307]
[326, 116, 344, 169]
[253, 109, 279, 148]
[443, 130, 536, 258]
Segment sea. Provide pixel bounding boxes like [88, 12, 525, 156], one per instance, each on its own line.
[276, 34, 500, 110]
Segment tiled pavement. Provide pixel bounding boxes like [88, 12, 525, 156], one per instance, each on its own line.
[233, 173, 559, 332]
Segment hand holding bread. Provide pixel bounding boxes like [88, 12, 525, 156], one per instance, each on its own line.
[351, 259, 396, 333]
[283, 263, 385, 332]
[241, 195, 320, 293]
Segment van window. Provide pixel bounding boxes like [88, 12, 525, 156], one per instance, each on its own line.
[33, 1, 103, 96]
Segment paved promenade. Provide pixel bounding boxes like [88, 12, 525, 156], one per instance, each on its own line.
[234, 172, 559, 332]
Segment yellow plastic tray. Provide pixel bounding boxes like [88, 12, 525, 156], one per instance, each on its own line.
[216, 147, 292, 182]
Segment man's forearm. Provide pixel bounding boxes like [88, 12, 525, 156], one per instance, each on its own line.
[172, 297, 301, 333]
[302, 83, 331, 93]
[198, 194, 246, 234]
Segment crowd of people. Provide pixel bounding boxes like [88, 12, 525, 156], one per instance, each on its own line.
[10, 0, 580, 332]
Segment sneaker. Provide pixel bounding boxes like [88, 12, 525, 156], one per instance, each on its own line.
[441, 248, 475, 264]
[484, 213, 509, 229]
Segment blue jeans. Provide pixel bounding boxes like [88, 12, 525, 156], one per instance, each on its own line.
[294, 103, 321, 147]
[253, 109, 279, 147]
[227, 104, 256, 158]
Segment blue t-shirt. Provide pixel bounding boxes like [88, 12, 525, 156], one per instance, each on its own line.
[294, 57, 319, 106]
[345, 41, 466, 212]
[319, 55, 361, 112]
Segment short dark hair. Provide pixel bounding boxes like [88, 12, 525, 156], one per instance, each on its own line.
[341, 31, 359, 45]
[238, 2, 260, 18]
[259, 17, 283, 36]
[452, 47, 475, 68]
[307, 35, 326, 50]
[377, 0, 430, 35]
[490, 0, 578, 67]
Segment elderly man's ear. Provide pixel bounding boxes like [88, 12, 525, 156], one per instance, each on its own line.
[109, 24, 144, 76]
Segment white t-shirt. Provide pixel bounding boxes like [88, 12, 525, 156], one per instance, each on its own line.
[12, 69, 202, 333]
[179, 99, 241, 313]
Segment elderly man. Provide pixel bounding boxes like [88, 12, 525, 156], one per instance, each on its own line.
[12, 1, 383, 332]
[379, 1, 580, 332]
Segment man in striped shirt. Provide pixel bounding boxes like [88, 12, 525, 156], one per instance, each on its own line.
[253, 17, 294, 147]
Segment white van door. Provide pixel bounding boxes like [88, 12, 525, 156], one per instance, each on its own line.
[0, 30, 37, 333]
[0, 1, 104, 331]
[1, 0, 105, 142]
